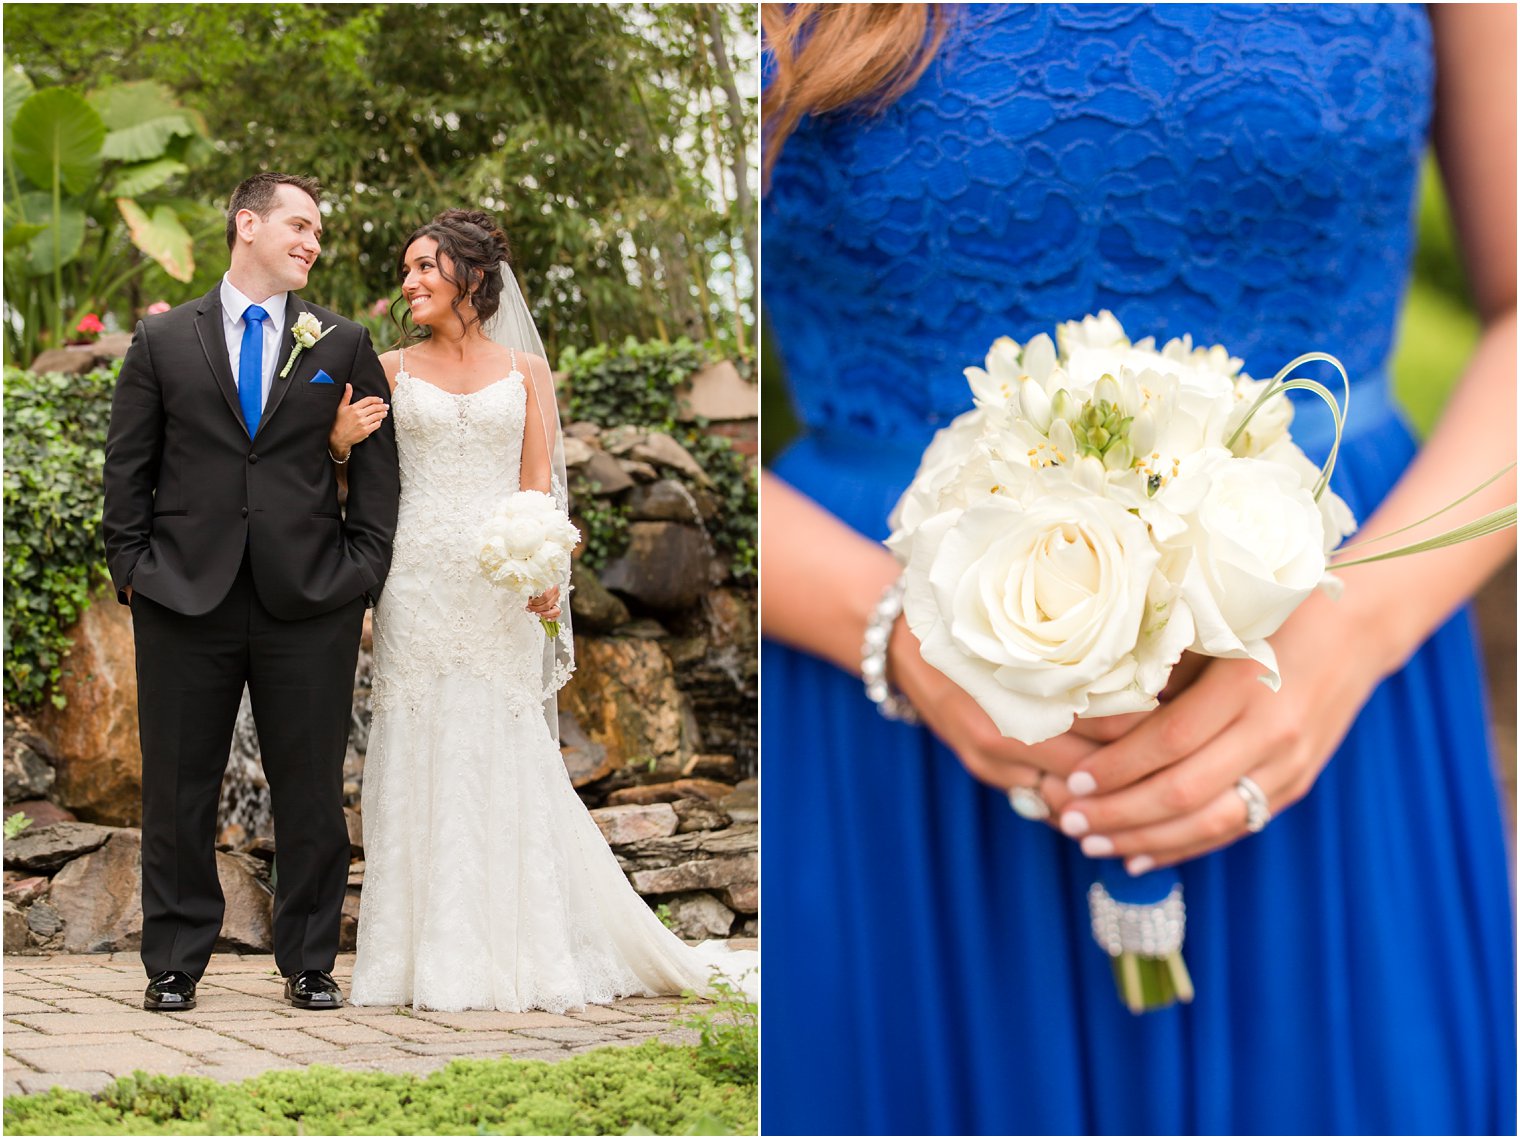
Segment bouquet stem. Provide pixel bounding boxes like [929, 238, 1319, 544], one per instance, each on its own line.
[1110, 950, 1194, 1014]
[1089, 871, 1193, 1014]
[541, 619, 561, 638]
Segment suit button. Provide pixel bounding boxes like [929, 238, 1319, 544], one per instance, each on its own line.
[241, 507, 249, 518]
[248, 453, 258, 464]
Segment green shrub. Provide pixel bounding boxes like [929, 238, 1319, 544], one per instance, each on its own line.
[3, 364, 116, 709]
[2, 1040, 758, 1135]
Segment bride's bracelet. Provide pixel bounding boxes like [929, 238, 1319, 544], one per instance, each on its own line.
[862, 574, 921, 725]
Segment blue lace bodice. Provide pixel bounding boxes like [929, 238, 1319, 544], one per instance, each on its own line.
[763, 4, 1432, 446]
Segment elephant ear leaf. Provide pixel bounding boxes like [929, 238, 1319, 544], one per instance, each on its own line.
[9, 87, 105, 196]
[117, 199, 194, 282]
[3, 60, 36, 137]
[90, 81, 199, 163]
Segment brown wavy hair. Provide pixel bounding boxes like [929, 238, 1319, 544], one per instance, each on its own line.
[762, 3, 952, 187]
[394, 208, 513, 343]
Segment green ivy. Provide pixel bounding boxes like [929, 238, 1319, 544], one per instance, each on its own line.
[572, 484, 631, 573]
[560, 339, 755, 584]
[561, 336, 706, 431]
[3, 365, 116, 710]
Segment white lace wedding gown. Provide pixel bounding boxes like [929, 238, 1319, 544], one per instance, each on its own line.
[350, 358, 749, 1012]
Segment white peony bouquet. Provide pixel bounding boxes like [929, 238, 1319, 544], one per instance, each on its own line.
[477, 490, 580, 637]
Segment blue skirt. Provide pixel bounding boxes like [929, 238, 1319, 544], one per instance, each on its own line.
[760, 383, 1516, 1135]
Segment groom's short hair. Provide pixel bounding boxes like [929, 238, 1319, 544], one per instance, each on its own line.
[226, 173, 324, 250]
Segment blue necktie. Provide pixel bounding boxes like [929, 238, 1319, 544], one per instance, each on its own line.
[239, 304, 269, 437]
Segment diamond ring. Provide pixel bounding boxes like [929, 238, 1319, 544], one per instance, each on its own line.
[1235, 775, 1271, 833]
[1008, 783, 1052, 822]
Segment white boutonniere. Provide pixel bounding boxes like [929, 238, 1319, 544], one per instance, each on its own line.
[279, 312, 333, 378]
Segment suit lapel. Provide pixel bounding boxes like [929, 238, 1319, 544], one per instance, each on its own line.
[193, 288, 244, 429]
[258, 293, 305, 431]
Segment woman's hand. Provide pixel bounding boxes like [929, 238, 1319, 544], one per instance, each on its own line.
[888, 614, 1099, 813]
[329, 383, 389, 458]
[1052, 592, 1390, 873]
[526, 584, 561, 622]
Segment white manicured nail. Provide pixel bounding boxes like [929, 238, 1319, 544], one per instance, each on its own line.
[1126, 856, 1155, 876]
[1081, 835, 1114, 857]
[1067, 772, 1097, 796]
[1060, 811, 1089, 837]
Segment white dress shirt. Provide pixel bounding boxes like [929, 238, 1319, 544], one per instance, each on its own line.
[220, 275, 288, 408]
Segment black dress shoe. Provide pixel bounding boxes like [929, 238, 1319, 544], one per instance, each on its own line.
[144, 970, 197, 1012]
[284, 969, 344, 1010]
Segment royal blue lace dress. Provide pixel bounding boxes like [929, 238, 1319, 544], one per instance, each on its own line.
[761, 6, 1515, 1134]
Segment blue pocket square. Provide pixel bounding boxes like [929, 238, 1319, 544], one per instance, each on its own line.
[309, 370, 335, 385]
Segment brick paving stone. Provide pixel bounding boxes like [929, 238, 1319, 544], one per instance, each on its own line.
[214, 1028, 334, 1056]
[8, 1041, 194, 1075]
[411, 1009, 582, 1031]
[135, 1026, 248, 1054]
[4, 1076, 27, 1096]
[177, 1011, 302, 1028]
[395, 1037, 553, 1058]
[297, 1021, 398, 1046]
[345, 1013, 457, 1037]
[515, 1025, 628, 1046]
[49, 995, 147, 1014]
[2, 995, 56, 1014]
[176, 994, 291, 1013]
[565, 1004, 640, 1024]
[13, 1070, 118, 1096]
[10, 1011, 166, 1034]
[5, 1032, 151, 1050]
[184, 1057, 304, 1081]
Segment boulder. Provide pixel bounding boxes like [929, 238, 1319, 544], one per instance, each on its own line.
[627, 432, 713, 487]
[562, 436, 596, 467]
[26, 900, 63, 939]
[339, 886, 362, 952]
[4, 822, 114, 874]
[682, 754, 740, 782]
[5, 800, 77, 828]
[3, 899, 29, 952]
[34, 590, 143, 826]
[672, 797, 730, 834]
[569, 563, 630, 632]
[47, 829, 273, 953]
[590, 803, 680, 846]
[628, 853, 756, 896]
[600, 522, 716, 611]
[560, 637, 693, 777]
[720, 780, 758, 825]
[675, 361, 758, 423]
[617, 459, 660, 483]
[345, 807, 364, 856]
[663, 892, 735, 939]
[721, 882, 758, 915]
[565, 421, 602, 442]
[4, 876, 49, 908]
[624, 480, 719, 524]
[28, 333, 133, 375]
[605, 778, 733, 808]
[558, 711, 616, 787]
[600, 425, 646, 456]
[576, 450, 635, 496]
[3, 718, 56, 803]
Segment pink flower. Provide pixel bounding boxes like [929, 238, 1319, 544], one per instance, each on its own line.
[76, 313, 105, 335]
[146, 301, 171, 315]
[370, 298, 391, 318]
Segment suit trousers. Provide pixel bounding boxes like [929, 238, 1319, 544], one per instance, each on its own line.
[131, 551, 365, 978]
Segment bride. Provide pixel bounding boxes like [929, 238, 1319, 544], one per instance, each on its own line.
[328, 208, 745, 1012]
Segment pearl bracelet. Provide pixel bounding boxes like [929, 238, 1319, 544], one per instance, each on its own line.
[861, 575, 920, 724]
[329, 448, 349, 465]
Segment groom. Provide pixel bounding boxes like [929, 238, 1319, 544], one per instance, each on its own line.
[102, 172, 398, 1012]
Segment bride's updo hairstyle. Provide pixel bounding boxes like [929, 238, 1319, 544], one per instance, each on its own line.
[396, 208, 513, 341]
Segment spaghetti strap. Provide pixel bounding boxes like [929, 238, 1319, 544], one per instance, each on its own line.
[509, 348, 517, 375]
[398, 346, 405, 373]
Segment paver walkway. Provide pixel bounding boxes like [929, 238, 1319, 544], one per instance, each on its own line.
[3, 946, 753, 1098]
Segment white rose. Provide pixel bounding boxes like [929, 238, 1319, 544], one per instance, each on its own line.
[1256, 435, 1358, 554]
[1163, 454, 1332, 685]
[901, 490, 1171, 745]
[501, 515, 550, 558]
